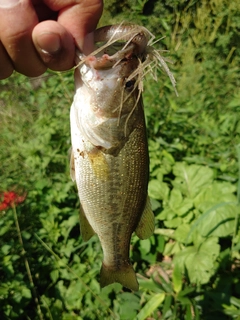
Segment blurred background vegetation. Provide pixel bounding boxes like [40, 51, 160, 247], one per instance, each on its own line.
[0, 0, 239, 319]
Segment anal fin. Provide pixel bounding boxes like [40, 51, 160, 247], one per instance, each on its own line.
[79, 205, 95, 241]
[135, 196, 155, 239]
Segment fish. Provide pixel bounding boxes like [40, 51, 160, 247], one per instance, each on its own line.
[70, 24, 177, 291]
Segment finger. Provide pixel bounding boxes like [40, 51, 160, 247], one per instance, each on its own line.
[32, 1, 57, 21]
[0, 0, 47, 77]
[45, 0, 103, 53]
[32, 20, 75, 71]
[0, 41, 14, 79]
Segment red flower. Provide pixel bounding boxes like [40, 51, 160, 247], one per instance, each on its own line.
[0, 191, 26, 211]
[0, 202, 8, 211]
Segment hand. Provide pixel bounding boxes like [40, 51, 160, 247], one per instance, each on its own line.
[0, 0, 103, 79]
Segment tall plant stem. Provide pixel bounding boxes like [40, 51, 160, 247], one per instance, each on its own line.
[12, 204, 44, 320]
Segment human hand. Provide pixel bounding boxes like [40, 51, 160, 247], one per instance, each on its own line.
[0, 0, 103, 79]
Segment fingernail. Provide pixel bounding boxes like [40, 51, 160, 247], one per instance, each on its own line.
[37, 32, 61, 54]
[0, 0, 19, 8]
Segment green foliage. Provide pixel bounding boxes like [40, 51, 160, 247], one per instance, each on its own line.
[0, 0, 240, 319]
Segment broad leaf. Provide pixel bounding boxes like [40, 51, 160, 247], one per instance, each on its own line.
[136, 293, 165, 320]
[163, 241, 182, 256]
[196, 203, 237, 237]
[148, 179, 170, 201]
[164, 217, 182, 228]
[168, 188, 193, 216]
[194, 181, 237, 211]
[174, 237, 220, 285]
[172, 163, 214, 198]
[174, 224, 192, 244]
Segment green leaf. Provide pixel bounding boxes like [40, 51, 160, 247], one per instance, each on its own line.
[168, 188, 193, 216]
[172, 262, 182, 294]
[172, 163, 214, 198]
[162, 295, 173, 318]
[148, 179, 170, 201]
[118, 292, 140, 320]
[156, 207, 176, 221]
[168, 188, 183, 207]
[174, 237, 220, 285]
[194, 181, 237, 211]
[164, 217, 182, 228]
[230, 296, 240, 308]
[22, 287, 32, 299]
[140, 239, 151, 255]
[150, 198, 161, 211]
[163, 241, 182, 256]
[194, 203, 237, 237]
[139, 278, 165, 293]
[162, 150, 175, 165]
[185, 251, 214, 284]
[50, 269, 59, 283]
[173, 246, 196, 272]
[177, 286, 196, 298]
[1, 244, 11, 255]
[199, 237, 220, 261]
[174, 224, 192, 244]
[136, 293, 165, 320]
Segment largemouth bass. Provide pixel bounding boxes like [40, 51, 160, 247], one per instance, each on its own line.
[70, 24, 176, 291]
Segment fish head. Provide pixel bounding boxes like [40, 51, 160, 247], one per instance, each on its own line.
[72, 25, 150, 149]
[75, 51, 142, 119]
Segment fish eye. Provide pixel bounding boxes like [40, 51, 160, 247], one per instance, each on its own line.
[125, 80, 135, 91]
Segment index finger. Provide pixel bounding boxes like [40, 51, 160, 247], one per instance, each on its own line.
[45, 0, 103, 53]
[0, 0, 47, 76]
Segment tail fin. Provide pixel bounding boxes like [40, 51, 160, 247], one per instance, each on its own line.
[100, 262, 139, 291]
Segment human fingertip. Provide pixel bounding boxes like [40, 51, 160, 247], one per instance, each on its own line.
[0, 43, 14, 80]
[36, 33, 61, 56]
[0, 68, 13, 80]
[33, 21, 75, 71]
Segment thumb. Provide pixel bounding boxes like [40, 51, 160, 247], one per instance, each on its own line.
[32, 20, 75, 71]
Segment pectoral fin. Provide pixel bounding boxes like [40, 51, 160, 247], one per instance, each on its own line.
[135, 196, 155, 239]
[79, 205, 95, 241]
[69, 148, 75, 182]
[87, 148, 109, 181]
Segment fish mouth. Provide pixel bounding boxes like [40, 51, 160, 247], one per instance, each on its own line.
[74, 23, 178, 96]
[76, 24, 150, 70]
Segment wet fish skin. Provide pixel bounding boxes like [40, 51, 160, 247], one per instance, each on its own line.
[70, 25, 155, 291]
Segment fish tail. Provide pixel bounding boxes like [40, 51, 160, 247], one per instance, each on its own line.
[100, 262, 139, 291]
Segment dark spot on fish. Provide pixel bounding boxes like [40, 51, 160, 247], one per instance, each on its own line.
[96, 145, 105, 151]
